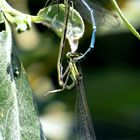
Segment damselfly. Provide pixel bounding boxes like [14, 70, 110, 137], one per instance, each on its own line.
[45, 1, 97, 139]
[66, 52, 96, 140]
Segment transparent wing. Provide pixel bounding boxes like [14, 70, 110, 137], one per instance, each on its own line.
[75, 64, 96, 140]
[72, 0, 120, 28]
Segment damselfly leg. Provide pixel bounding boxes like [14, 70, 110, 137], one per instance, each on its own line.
[44, 0, 59, 7]
[44, 0, 77, 94]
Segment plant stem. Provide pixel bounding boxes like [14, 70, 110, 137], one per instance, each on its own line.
[111, 0, 140, 40]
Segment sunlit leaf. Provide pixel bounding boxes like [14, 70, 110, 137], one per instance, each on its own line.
[34, 4, 85, 52]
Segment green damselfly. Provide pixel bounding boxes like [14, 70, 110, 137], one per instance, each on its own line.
[44, 1, 96, 139]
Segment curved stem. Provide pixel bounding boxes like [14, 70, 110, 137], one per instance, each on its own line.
[111, 0, 140, 40]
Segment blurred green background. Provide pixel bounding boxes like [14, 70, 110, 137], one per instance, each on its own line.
[7, 0, 140, 139]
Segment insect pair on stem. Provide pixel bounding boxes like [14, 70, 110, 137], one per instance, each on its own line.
[43, 0, 122, 95]
[45, 0, 83, 95]
[45, 1, 97, 139]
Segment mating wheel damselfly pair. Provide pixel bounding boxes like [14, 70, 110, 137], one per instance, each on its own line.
[44, 2, 97, 139]
[43, 0, 120, 139]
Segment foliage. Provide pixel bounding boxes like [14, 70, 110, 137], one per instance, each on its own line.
[0, 12, 46, 139]
[0, 0, 140, 139]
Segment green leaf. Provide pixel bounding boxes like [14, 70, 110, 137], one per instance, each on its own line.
[33, 4, 85, 52]
[0, 13, 46, 140]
